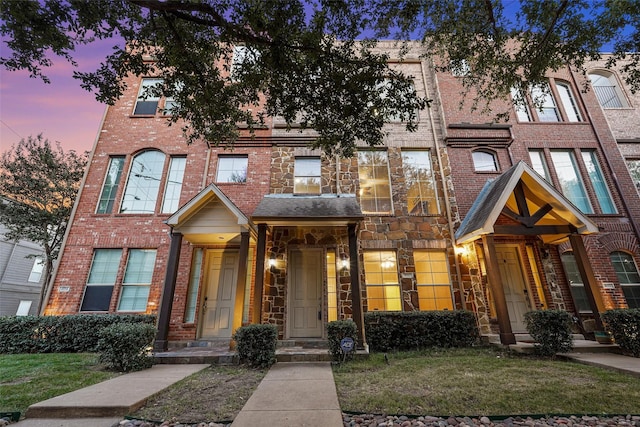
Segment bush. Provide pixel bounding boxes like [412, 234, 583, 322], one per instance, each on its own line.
[364, 311, 479, 352]
[97, 322, 157, 372]
[524, 310, 573, 357]
[0, 314, 156, 354]
[327, 320, 358, 362]
[602, 309, 640, 357]
[234, 324, 278, 369]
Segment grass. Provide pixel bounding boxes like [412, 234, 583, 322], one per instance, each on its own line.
[0, 353, 118, 415]
[333, 347, 640, 416]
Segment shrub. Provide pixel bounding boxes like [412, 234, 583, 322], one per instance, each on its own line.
[602, 309, 640, 357]
[364, 311, 479, 352]
[0, 314, 156, 354]
[327, 320, 358, 362]
[524, 310, 573, 357]
[234, 324, 278, 369]
[97, 322, 157, 372]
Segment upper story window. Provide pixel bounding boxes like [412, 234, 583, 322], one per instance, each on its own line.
[120, 150, 166, 214]
[28, 256, 44, 283]
[581, 150, 616, 214]
[472, 150, 499, 172]
[358, 151, 392, 214]
[161, 156, 187, 213]
[549, 150, 593, 213]
[610, 251, 640, 309]
[402, 150, 439, 214]
[450, 59, 470, 77]
[133, 78, 163, 115]
[294, 157, 321, 194]
[512, 80, 582, 123]
[528, 149, 551, 181]
[627, 159, 640, 196]
[588, 71, 628, 108]
[216, 155, 248, 183]
[231, 45, 259, 81]
[97, 156, 125, 214]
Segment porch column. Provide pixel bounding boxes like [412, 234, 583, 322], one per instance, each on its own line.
[569, 234, 605, 330]
[481, 234, 516, 345]
[232, 231, 250, 335]
[253, 224, 267, 324]
[153, 231, 183, 352]
[348, 223, 366, 349]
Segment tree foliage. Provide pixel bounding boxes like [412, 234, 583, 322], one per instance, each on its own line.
[0, 135, 88, 314]
[1, 1, 638, 155]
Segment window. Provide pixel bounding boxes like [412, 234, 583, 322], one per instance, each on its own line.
[184, 248, 203, 323]
[161, 156, 186, 213]
[402, 150, 439, 214]
[118, 249, 156, 312]
[231, 45, 259, 81]
[358, 151, 392, 213]
[512, 80, 582, 123]
[28, 256, 44, 283]
[549, 150, 592, 213]
[560, 251, 591, 313]
[472, 150, 498, 172]
[327, 251, 338, 322]
[528, 149, 551, 181]
[216, 156, 248, 183]
[415, 251, 453, 310]
[16, 300, 32, 316]
[450, 59, 470, 77]
[294, 157, 321, 194]
[589, 71, 627, 108]
[364, 251, 401, 311]
[80, 249, 122, 312]
[97, 156, 125, 214]
[120, 150, 166, 213]
[610, 251, 640, 309]
[626, 159, 640, 196]
[581, 151, 616, 214]
[133, 78, 163, 115]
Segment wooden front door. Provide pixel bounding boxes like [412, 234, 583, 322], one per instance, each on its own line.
[495, 245, 530, 333]
[200, 250, 238, 338]
[289, 249, 323, 338]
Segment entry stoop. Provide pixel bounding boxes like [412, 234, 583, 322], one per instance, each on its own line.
[484, 333, 620, 354]
[277, 339, 333, 362]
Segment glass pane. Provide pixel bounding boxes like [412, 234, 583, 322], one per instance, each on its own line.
[529, 150, 550, 181]
[133, 78, 163, 115]
[510, 87, 531, 122]
[589, 73, 623, 108]
[622, 285, 640, 309]
[627, 160, 640, 196]
[531, 84, 560, 122]
[358, 151, 392, 213]
[561, 252, 591, 313]
[581, 151, 616, 214]
[121, 151, 166, 213]
[184, 248, 203, 323]
[88, 249, 122, 284]
[556, 82, 582, 122]
[28, 256, 44, 283]
[472, 151, 498, 172]
[216, 156, 248, 183]
[327, 251, 338, 322]
[402, 151, 439, 214]
[550, 150, 593, 213]
[123, 249, 157, 284]
[162, 157, 186, 213]
[118, 285, 150, 311]
[610, 251, 640, 284]
[97, 156, 125, 214]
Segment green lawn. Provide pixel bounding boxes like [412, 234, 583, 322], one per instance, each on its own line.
[333, 347, 640, 416]
[0, 353, 118, 416]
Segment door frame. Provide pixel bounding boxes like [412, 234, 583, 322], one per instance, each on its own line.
[494, 244, 534, 333]
[286, 247, 325, 339]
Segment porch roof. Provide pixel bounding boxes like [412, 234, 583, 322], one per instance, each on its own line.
[165, 184, 256, 244]
[252, 194, 364, 226]
[455, 161, 599, 245]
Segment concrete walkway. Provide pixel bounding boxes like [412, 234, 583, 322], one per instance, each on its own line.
[562, 352, 640, 378]
[231, 362, 342, 427]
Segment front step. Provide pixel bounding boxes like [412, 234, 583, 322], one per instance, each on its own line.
[484, 333, 620, 354]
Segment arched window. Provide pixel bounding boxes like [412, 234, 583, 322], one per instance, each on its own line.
[610, 251, 640, 309]
[472, 150, 498, 172]
[588, 71, 628, 108]
[120, 150, 166, 213]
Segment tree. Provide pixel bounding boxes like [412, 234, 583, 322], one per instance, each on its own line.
[0, 135, 88, 314]
[1, 1, 638, 155]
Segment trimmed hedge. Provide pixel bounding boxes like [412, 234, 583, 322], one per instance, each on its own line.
[364, 311, 479, 352]
[524, 310, 573, 357]
[97, 322, 157, 372]
[234, 324, 278, 369]
[327, 320, 358, 362]
[0, 314, 156, 354]
[602, 308, 640, 357]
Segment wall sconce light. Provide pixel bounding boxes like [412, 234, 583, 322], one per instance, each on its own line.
[268, 253, 277, 269]
[340, 254, 350, 271]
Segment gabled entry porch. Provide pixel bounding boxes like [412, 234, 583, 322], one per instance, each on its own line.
[456, 161, 600, 345]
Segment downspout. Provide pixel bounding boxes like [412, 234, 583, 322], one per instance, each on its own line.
[41, 104, 109, 315]
[421, 58, 464, 306]
[569, 69, 640, 240]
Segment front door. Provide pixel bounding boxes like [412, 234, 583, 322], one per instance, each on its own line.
[495, 245, 530, 333]
[289, 249, 323, 338]
[200, 250, 238, 338]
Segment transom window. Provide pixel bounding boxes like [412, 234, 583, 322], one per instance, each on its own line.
[358, 151, 392, 214]
[414, 251, 453, 310]
[588, 71, 627, 108]
[294, 157, 321, 194]
[472, 150, 498, 172]
[610, 251, 640, 309]
[402, 150, 439, 214]
[364, 251, 401, 311]
[120, 150, 166, 214]
[118, 249, 157, 312]
[216, 156, 248, 183]
[560, 251, 591, 313]
[511, 80, 582, 123]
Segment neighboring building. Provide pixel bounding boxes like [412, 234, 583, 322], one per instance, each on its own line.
[44, 42, 640, 349]
[0, 201, 46, 316]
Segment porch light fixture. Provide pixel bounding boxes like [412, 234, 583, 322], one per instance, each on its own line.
[268, 254, 277, 268]
[340, 255, 350, 271]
